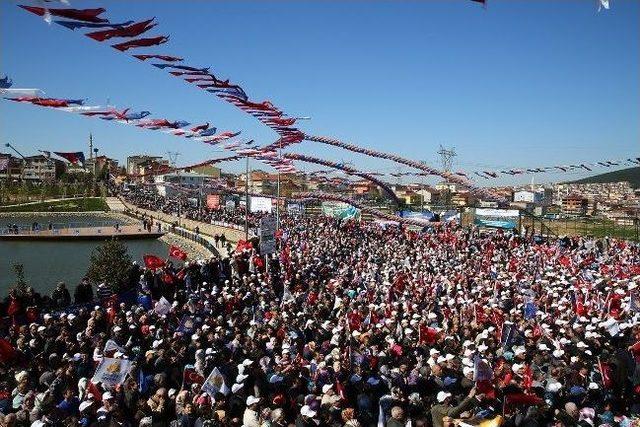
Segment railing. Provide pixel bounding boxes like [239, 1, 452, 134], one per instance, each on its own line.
[0, 221, 121, 235]
[123, 209, 221, 255]
[171, 226, 220, 255]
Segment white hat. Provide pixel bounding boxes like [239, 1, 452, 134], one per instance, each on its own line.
[538, 343, 550, 351]
[322, 384, 333, 394]
[236, 373, 249, 383]
[231, 383, 244, 394]
[102, 391, 114, 400]
[300, 405, 317, 418]
[436, 391, 452, 403]
[246, 395, 261, 406]
[577, 341, 588, 349]
[429, 348, 440, 356]
[79, 401, 93, 412]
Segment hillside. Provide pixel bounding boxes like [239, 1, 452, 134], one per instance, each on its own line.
[569, 167, 640, 188]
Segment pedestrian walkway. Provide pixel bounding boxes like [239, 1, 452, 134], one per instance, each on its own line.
[105, 197, 127, 212]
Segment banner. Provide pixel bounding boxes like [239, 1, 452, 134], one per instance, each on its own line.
[474, 208, 519, 229]
[206, 194, 220, 209]
[397, 210, 434, 221]
[259, 216, 277, 254]
[92, 357, 132, 387]
[286, 203, 303, 215]
[202, 367, 230, 398]
[250, 196, 273, 213]
[321, 201, 361, 221]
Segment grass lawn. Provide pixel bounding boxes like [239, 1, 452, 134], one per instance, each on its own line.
[0, 197, 109, 213]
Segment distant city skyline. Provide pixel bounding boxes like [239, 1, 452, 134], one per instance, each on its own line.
[1, 1, 638, 187]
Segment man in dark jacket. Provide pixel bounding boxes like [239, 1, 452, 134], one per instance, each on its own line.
[431, 387, 479, 427]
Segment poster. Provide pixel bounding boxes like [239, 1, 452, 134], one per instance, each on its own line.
[259, 216, 277, 254]
[92, 357, 132, 387]
[202, 367, 230, 398]
[287, 203, 304, 215]
[206, 194, 220, 209]
[250, 196, 273, 213]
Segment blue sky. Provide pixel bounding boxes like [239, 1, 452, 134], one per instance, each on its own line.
[1, 0, 638, 186]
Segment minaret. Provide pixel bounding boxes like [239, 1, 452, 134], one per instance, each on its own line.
[89, 133, 94, 160]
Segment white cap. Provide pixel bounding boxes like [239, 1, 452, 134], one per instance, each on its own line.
[322, 384, 333, 393]
[437, 391, 452, 403]
[236, 373, 249, 383]
[231, 383, 244, 394]
[79, 401, 93, 412]
[300, 405, 317, 418]
[102, 391, 114, 400]
[246, 395, 261, 406]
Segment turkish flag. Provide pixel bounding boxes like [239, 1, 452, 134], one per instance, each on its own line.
[168, 245, 187, 261]
[0, 338, 17, 363]
[143, 254, 166, 270]
[183, 366, 205, 386]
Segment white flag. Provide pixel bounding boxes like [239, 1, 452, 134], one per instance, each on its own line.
[202, 367, 230, 398]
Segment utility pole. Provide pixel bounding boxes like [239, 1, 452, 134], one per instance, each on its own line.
[276, 138, 282, 230]
[244, 155, 250, 240]
[437, 144, 457, 209]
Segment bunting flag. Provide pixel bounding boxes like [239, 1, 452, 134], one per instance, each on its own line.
[112, 35, 169, 51]
[8, 96, 83, 108]
[464, 157, 639, 180]
[86, 18, 156, 41]
[133, 54, 183, 62]
[54, 151, 85, 166]
[143, 254, 166, 270]
[305, 135, 506, 202]
[2, 88, 247, 161]
[19, 5, 108, 23]
[55, 20, 134, 31]
[0, 87, 44, 97]
[18, 3, 305, 147]
[0, 75, 12, 89]
[284, 152, 400, 204]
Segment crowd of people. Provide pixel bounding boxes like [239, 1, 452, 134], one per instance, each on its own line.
[121, 187, 268, 229]
[1, 208, 639, 427]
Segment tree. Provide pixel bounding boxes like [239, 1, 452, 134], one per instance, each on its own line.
[12, 263, 28, 295]
[86, 238, 133, 292]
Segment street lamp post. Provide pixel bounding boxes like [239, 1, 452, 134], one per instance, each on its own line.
[244, 155, 249, 241]
[5, 142, 27, 182]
